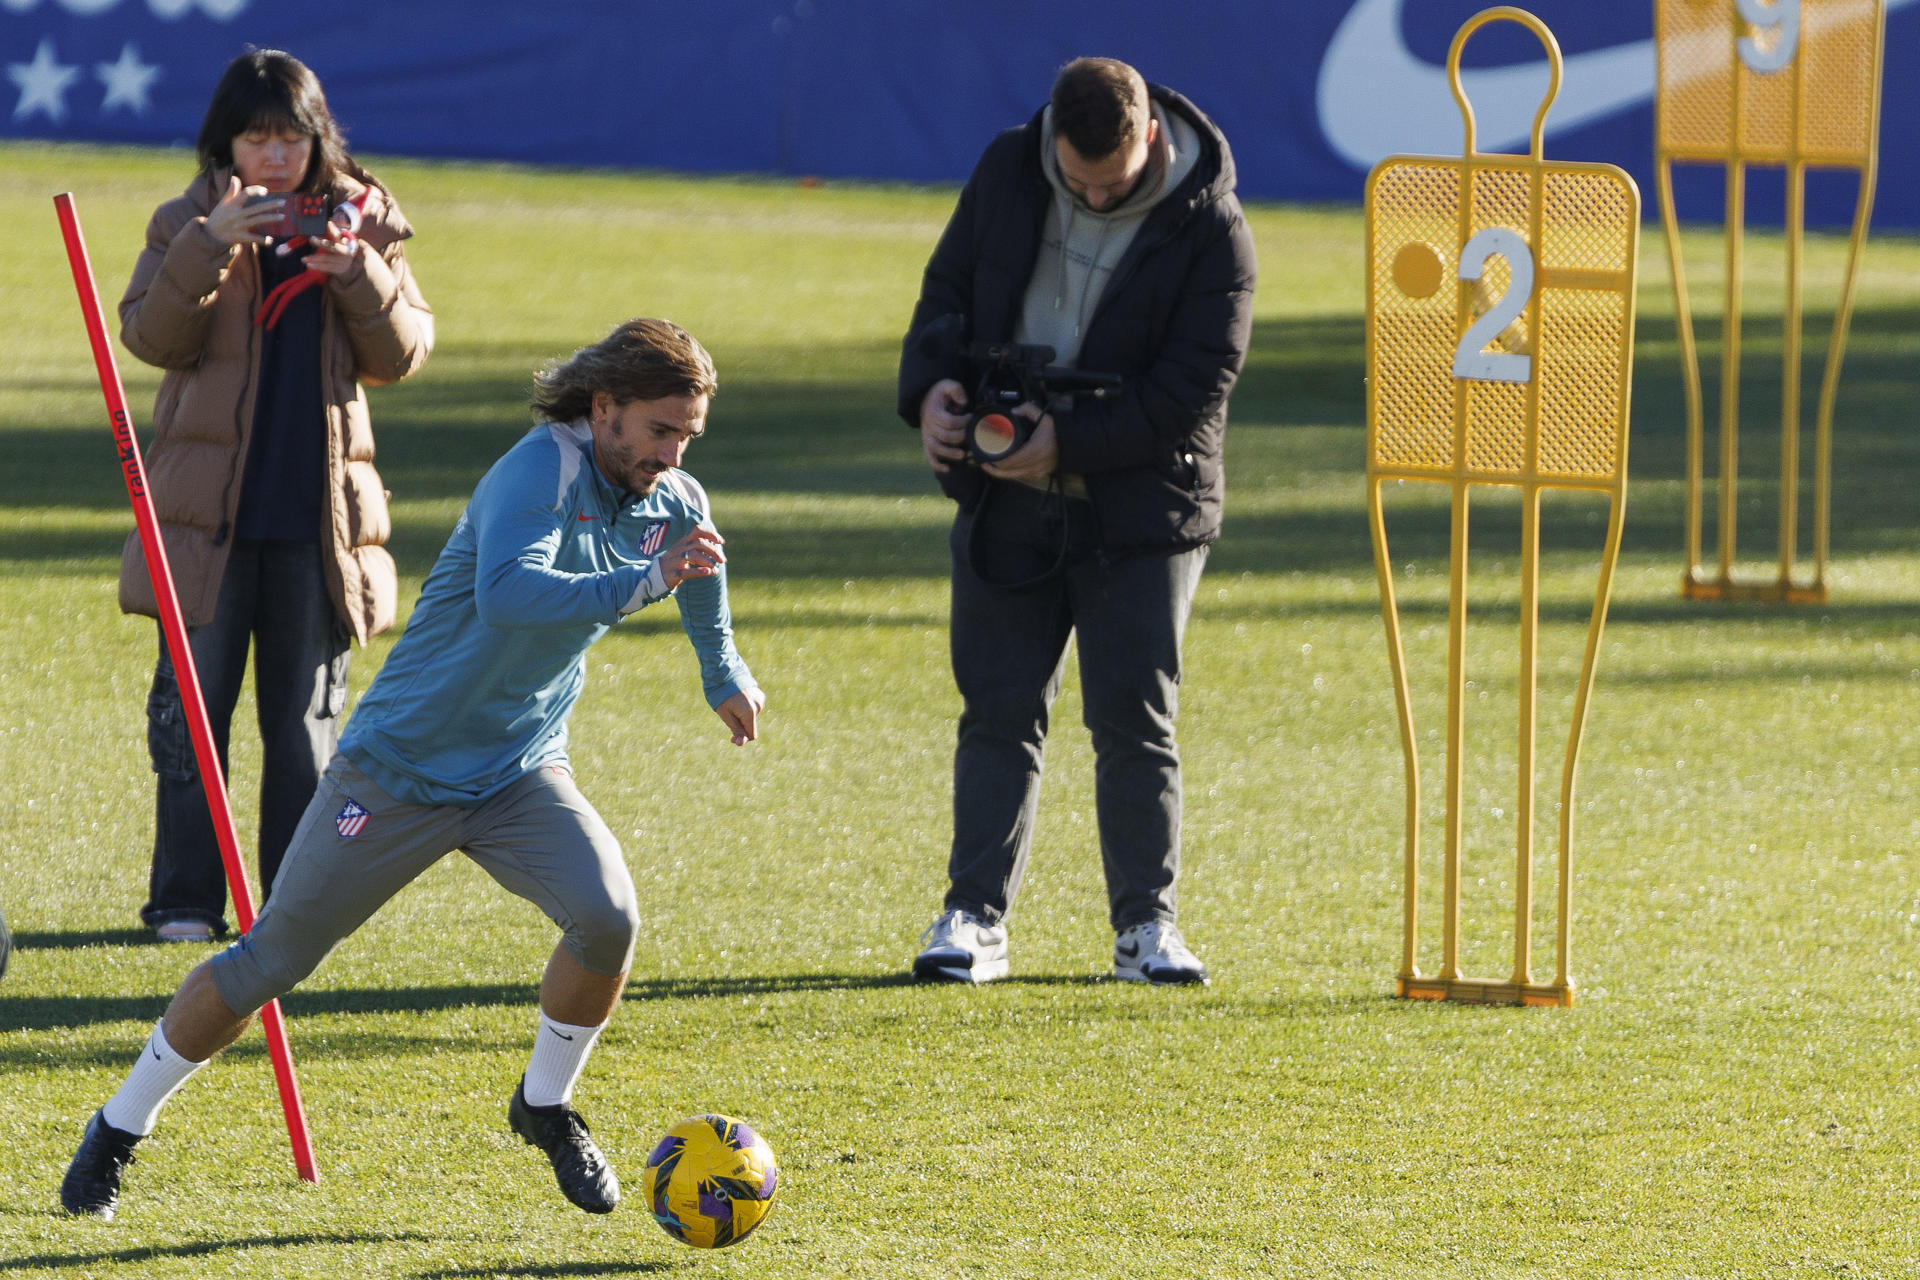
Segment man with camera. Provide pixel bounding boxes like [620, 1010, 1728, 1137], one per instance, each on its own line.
[898, 57, 1256, 985]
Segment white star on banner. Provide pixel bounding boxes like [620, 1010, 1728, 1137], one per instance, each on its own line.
[9, 38, 81, 123]
[97, 44, 162, 114]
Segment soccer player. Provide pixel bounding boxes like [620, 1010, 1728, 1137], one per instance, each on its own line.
[62, 318, 763, 1219]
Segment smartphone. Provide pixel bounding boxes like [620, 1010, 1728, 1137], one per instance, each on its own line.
[243, 192, 332, 239]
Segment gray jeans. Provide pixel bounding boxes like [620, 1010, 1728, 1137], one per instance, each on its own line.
[944, 482, 1208, 932]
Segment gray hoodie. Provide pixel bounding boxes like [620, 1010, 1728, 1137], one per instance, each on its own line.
[1017, 102, 1202, 370]
[1013, 104, 1201, 493]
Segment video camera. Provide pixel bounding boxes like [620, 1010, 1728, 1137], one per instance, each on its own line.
[919, 314, 1123, 464]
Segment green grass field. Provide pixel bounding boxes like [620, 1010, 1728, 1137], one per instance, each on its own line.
[2, 141, 1917, 1278]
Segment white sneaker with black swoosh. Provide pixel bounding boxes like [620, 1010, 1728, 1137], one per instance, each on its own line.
[1113, 921, 1208, 986]
[913, 909, 1009, 984]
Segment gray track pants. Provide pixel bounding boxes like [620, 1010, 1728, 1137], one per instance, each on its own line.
[211, 754, 638, 1016]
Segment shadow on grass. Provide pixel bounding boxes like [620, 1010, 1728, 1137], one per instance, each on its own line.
[7, 307, 1916, 588]
[1194, 565, 1920, 641]
[0, 982, 545, 1042]
[0, 992, 170, 1038]
[11, 928, 154, 950]
[2, 979, 1419, 1074]
[414, 1265, 670, 1279]
[0, 971, 909, 1043]
[0, 969, 1139, 1058]
[0, 1231, 433, 1273]
[629, 971, 917, 998]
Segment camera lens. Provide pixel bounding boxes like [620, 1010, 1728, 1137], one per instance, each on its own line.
[971, 413, 1017, 460]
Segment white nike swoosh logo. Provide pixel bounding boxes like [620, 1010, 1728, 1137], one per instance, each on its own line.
[1317, 0, 1914, 170]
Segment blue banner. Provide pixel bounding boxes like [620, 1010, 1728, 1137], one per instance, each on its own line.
[5, 0, 1917, 228]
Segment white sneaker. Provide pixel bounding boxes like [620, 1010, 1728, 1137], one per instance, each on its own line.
[154, 920, 215, 943]
[913, 909, 1009, 984]
[1113, 921, 1209, 986]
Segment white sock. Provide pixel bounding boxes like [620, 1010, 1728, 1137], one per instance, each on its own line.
[101, 1021, 208, 1136]
[521, 1013, 605, 1108]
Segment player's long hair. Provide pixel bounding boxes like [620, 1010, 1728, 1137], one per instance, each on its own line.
[195, 48, 374, 195]
[532, 319, 720, 423]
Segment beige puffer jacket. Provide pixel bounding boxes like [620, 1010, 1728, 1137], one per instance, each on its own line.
[116, 167, 434, 644]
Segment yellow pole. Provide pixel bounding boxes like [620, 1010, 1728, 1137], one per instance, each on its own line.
[1661, 159, 1708, 587]
[1513, 483, 1540, 987]
[1555, 491, 1627, 999]
[1720, 159, 1745, 582]
[1368, 476, 1424, 990]
[1442, 479, 1470, 981]
[1815, 158, 1878, 593]
[1780, 159, 1805, 587]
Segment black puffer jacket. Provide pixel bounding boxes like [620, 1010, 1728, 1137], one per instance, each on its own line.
[898, 85, 1257, 555]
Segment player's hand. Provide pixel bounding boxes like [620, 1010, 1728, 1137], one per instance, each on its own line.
[204, 177, 283, 247]
[980, 409, 1058, 481]
[661, 525, 726, 589]
[716, 687, 765, 746]
[919, 378, 969, 474]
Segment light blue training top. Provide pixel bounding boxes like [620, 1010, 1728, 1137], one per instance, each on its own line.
[339, 420, 757, 806]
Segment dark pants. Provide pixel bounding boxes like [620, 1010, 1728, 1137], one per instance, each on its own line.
[945, 482, 1208, 932]
[142, 540, 350, 934]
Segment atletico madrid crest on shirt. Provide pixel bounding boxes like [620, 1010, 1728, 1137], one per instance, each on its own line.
[335, 798, 370, 838]
[637, 519, 670, 558]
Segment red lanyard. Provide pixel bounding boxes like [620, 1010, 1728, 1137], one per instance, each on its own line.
[253, 189, 371, 330]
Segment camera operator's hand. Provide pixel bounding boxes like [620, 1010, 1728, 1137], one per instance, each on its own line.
[660, 525, 727, 589]
[919, 379, 970, 474]
[981, 409, 1059, 482]
[715, 687, 766, 746]
[204, 177, 284, 248]
[304, 206, 364, 278]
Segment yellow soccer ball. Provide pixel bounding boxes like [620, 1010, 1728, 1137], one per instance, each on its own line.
[641, 1114, 780, 1248]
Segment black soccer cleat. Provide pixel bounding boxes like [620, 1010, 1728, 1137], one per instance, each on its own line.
[508, 1079, 620, 1214]
[60, 1111, 143, 1220]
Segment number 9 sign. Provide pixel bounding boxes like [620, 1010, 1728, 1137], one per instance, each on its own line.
[1736, 0, 1800, 73]
[1657, 0, 1880, 165]
[1656, 0, 1884, 603]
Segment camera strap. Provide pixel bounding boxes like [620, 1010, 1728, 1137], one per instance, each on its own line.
[966, 475, 1073, 592]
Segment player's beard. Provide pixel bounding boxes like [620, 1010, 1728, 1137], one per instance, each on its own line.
[602, 427, 668, 495]
[628, 459, 669, 495]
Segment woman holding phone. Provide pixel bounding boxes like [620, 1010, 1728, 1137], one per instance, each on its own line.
[119, 48, 433, 941]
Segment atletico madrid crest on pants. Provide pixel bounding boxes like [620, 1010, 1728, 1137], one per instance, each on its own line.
[335, 798, 370, 838]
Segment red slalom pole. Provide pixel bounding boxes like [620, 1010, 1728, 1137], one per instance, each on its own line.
[53, 192, 319, 1184]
